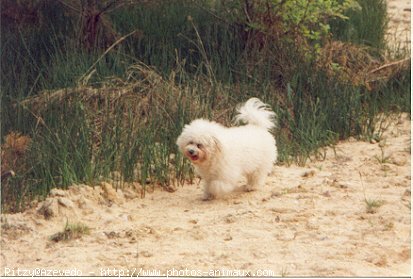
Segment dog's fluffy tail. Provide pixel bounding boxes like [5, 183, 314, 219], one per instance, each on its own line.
[233, 98, 276, 131]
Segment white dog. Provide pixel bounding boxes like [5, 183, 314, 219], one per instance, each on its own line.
[176, 98, 277, 200]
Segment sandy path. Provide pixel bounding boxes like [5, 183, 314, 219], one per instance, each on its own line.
[1, 113, 410, 277]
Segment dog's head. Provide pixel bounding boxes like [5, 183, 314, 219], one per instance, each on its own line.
[176, 119, 222, 165]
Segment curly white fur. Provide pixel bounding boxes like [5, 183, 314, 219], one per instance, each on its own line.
[176, 98, 277, 200]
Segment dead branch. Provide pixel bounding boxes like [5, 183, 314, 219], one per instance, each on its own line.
[368, 57, 410, 75]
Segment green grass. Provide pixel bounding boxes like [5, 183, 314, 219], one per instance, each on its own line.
[1, 0, 410, 212]
[365, 198, 385, 214]
[49, 221, 91, 242]
[330, 0, 388, 54]
[374, 142, 391, 164]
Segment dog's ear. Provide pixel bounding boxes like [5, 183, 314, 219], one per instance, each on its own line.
[211, 136, 222, 154]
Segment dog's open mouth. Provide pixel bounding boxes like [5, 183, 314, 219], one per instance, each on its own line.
[189, 154, 199, 161]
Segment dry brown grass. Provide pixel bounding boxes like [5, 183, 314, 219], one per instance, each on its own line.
[1, 132, 31, 175]
[1, 132, 32, 212]
[318, 41, 410, 90]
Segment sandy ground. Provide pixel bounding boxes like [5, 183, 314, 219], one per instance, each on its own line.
[1, 1, 411, 277]
[386, 0, 411, 49]
[1, 113, 410, 277]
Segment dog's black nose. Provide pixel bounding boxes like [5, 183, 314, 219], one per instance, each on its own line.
[188, 149, 195, 155]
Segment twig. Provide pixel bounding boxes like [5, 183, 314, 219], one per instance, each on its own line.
[368, 57, 410, 75]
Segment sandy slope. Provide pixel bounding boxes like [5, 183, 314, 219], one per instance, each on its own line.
[1, 113, 410, 277]
[1, 1, 411, 277]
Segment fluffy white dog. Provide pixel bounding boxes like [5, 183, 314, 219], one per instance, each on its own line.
[176, 98, 277, 200]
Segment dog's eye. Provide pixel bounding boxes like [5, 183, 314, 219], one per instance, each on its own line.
[188, 141, 193, 145]
[197, 144, 203, 148]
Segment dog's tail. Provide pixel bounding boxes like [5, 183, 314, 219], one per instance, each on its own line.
[233, 98, 276, 131]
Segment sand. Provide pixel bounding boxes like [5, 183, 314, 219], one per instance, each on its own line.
[1, 113, 410, 277]
[1, 1, 411, 277]
[386, 0, 411, 48]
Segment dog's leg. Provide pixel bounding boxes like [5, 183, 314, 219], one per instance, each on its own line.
[202, 180, 218, 200]
[203, 180, 233, 200]
[201, 181, 213, 200]
[202, 192, 215, 201]
[245, 171, 267, 192]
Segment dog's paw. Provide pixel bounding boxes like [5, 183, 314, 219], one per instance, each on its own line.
[202, 193, 215, 201]
[243, 185, 256, 192]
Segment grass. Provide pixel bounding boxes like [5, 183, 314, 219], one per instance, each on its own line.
[49, 221, 91, 242]
[365, 198, 385, 214]
[1, 0, 410, 212]
[374, 142, 391, 164]
[359, 170, 386, 214]
[330, 0, 388, 53]
[280, 266, 289, 277]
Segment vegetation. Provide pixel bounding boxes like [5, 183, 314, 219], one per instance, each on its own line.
[365, 198, 385, 214]
[1, 0, 410, 212]
[49, 221, 91, 242]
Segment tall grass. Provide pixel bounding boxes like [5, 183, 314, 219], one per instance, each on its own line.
[1, 0, 410, 212]
[330, 0, 388, 53]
